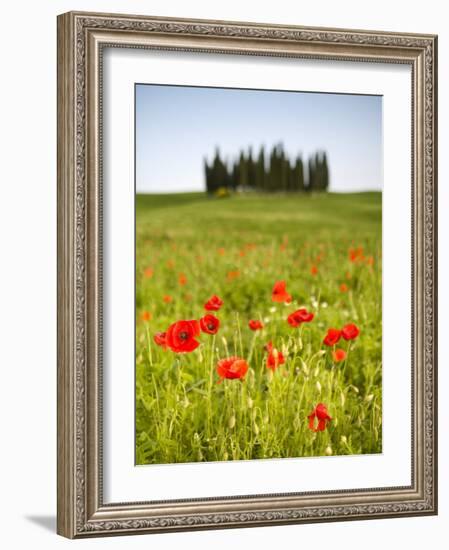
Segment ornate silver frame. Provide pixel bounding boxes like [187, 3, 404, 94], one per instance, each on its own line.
[57, 11, 438, 538]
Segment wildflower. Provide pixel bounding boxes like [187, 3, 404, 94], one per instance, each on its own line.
[323, 328, 342, 346]
[178, 273, 187, 286]
[153, 331, 167, 348]
[216, 356, 249, 380]
[248, 319, 264, 331]
[349, 246, 364, 263]
[226, 270, 240, 281]
[163, 295, 173, 303]
[339, 283, 348, 293]
[265, 341, 285, 370]
[204, 294, 223, 311]
[310, 264, 318, 276]
[308, 403, 332, 432]
[165, 320, 200, 353]
[341, 323, 360, 340]
[199, 314, 220, 335]
[287, 308, 314, 327]
[140, 310, 152, 322]
[143, 267, 154, 278]
[271, 280, 292, 303]
[332, 348, 347, 362]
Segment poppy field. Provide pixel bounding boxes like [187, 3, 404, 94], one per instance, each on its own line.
[135, 191, 382, 465]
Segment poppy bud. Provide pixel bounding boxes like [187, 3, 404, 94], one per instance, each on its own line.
[247, 368, 255, 387]
[325, 446, 333, 456]
[340, 392, 346, 407]
[300, 358, 309, 375]
[247, 397, 254, 409]
[365, 394, 374, 402]
[316, 381, 322, 393]
[228, 415, 236, 429]
[341, 435, 347, 444]
[253, 422, 259, 435]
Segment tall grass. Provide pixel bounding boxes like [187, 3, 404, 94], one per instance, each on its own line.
[135, 192, 382, 464]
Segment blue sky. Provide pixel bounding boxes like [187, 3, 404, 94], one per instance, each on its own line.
[135, 84, 382, 193]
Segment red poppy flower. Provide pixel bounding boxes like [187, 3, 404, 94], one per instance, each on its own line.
[140, 310, 152, 322]
[163, 295, 173, 303]
[308, 403, 332, 432]
[341, 323, 360, 340]
[248, 319, 264, 331]
[310, 264, 318, 276]
[200, 314, 220, 335]
[165, 320, 200, 353]
[265, 341, 285, 370]
[287, 308, 314, 327]
[153, 331, 167, 349]
[323, 328, 342, 346]
[178, 273, 187, 286]
[339, 283, 348, 293]
[332, 348, 347, 362]
[349, 246, 364, 263]
[204, 294, 223, 311]
[144, 267, 154, 278]
[216, 356, 249, 380]
[227, 270, 240, 281]
[271, 280, 292, 303]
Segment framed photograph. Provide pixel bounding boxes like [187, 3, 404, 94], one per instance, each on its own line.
[57, 11, 438, 538]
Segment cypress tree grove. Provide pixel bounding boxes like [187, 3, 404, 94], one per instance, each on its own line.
[204, 146, 329, 194]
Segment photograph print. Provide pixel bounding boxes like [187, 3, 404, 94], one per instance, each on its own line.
[135, 84, 382, 466]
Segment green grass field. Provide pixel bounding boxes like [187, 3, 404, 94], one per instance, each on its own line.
[135, 191, 382, 464]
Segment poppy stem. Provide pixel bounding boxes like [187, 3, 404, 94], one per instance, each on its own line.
[235, 311, 244, 358]
[207, 335, 216, 438]
[145, 323, 153, 366]
[247, 331, 258, 363]
[342, 341, 352, 378]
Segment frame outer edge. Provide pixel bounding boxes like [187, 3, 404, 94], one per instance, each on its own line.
[431, 34, 438, 514]
[57, 12, 77, 539]
[56, 10, 438, 537]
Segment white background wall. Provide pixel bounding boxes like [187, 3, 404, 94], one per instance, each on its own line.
[0, 1, 445, 548]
